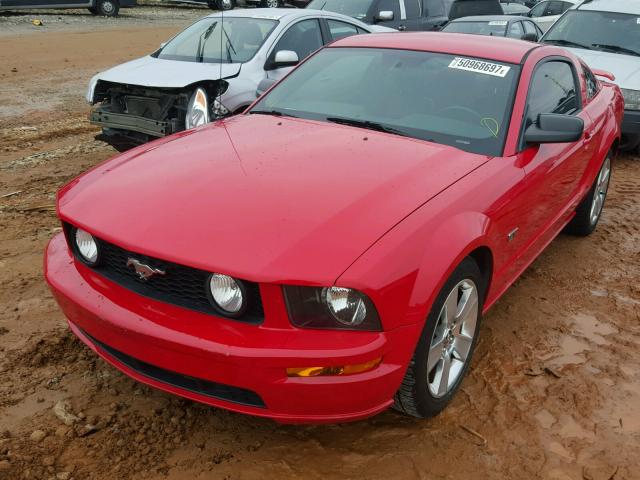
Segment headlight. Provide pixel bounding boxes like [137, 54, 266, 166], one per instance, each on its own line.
[621, 88, 640, 110]
[212, 98, 230, 117]
[283, 286, 381, 331]
[208, 273, 245, 315]
[185, 87, 209, 129]
[74, 228, 99, 265]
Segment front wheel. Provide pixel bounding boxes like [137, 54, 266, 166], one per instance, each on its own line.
[564, 152, 612, 236]
[213, 0, 235, 10]
[95, 0, 119, 16]
[394, 258, 484, 418]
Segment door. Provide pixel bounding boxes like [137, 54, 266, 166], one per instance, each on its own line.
[514, 59, 593, 263]
[420, 0, 448, 30]
[264, 19, 324, 82]
[401, 0, 423, 31]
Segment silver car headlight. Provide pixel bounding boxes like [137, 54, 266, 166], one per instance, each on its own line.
[621, 88, 640, 110]
[185, 87, 210, 129]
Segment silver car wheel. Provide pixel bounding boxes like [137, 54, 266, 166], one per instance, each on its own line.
[427, 279, 478, 398]
[102, 0, 115, 13]
[590, 156, 611, 225]
[266, 0, 280, 7]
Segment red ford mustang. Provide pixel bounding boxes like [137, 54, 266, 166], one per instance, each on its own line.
[45, 33, 623, 423]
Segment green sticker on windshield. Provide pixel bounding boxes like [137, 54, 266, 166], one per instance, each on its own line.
[449, 57, 511, 78]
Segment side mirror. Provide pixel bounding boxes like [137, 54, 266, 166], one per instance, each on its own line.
[375, 10, 394, 21]
[522, 32, 537, 42]
[525, 113, 584, 144]
[593, 69, 615, 81]
[256, 78, 277, 98]
[273, 50, 299, 68]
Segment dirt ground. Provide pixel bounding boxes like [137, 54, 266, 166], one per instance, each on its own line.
[1, 8, 640, 480]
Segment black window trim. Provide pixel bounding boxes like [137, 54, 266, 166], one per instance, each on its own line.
[517, 55, 583, 152]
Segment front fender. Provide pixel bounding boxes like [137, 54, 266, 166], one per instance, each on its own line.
[336, 203, 492, 333]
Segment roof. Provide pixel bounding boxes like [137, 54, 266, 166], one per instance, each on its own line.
[332, 32, 539, 65]
[205, 7, 305, 20]
[575, 0, 640, 14]
[449, 15, 521, 22]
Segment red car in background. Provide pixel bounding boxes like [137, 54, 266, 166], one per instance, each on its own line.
[45, 33, 623, 423]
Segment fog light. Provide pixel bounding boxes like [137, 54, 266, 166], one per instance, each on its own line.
[74, 228, 99, 265]
[208, 273, 245, 314]
[286, 357, 382, 377]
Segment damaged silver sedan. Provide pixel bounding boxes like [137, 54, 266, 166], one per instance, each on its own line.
[86, 8, 393, 149]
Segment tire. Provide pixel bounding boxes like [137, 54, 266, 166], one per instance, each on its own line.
[564, 152, 612, 236]
[88, 6, 98, 14]
[95, 0, 119, 16]
[214, 0, 235, 9]
[394, 257, 485, 418]
[261, 0, 281, 7]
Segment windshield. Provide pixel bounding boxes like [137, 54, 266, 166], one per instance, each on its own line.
[251, 48, 520, 156]
[443, 20, 508, 36]
[307, 0, 374, 20]
[157, 17, 278, 64]
[544, 10, 640, 56]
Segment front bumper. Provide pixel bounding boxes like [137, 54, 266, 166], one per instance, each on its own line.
[621, 109, 640, 151]
[45, 233, 417, 423]
[89, 108, 173, 138]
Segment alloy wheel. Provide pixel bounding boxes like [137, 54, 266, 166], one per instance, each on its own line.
[102, 0, 115, 14]
[427, 279, 479, 398]
[590, 156, 611, 225]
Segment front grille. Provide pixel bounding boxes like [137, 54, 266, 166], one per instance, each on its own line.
[82, 328, 265, 408]
[64, 224, 264, 323]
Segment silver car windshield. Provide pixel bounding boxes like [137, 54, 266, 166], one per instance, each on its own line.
[544, 11, 640, 57]
[307, 0, 374, 20]
[251, 47, 520, 156]
[157, 17, 278, 64]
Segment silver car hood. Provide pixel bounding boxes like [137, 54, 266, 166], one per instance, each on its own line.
[86, 55, 242, 102]
[564, 47, 640, 91]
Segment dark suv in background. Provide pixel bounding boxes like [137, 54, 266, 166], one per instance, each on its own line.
[306, 0, 502, 31]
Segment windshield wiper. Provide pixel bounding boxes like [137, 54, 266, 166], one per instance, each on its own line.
[544, 38, 592, 50]
[325, 117, 409, 137]
[196, 21, 218, 63]
[221, 26, 237, 63]
[249, 109, 298, 118]
[592, 43, 640, 57]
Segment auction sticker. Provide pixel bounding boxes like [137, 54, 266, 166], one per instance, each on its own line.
[448, 57, 511, 78]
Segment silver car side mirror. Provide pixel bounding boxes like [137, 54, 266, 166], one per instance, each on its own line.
[274, 50, 299, 67]
[376, 11, 394, 21]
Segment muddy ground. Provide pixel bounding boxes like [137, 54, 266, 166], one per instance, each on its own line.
[1, 8, 640, 480]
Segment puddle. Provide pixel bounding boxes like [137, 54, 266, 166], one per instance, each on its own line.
[571, 313, 618, 346]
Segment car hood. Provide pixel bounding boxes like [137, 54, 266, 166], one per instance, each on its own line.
[564, 47, 640, 90]
[58, 115, 488, 284]
[86, 55, 242, 101]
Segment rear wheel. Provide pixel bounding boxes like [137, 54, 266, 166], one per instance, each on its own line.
[564, 152, 612, 236]
[95, 0, 119, 16]
[394, 258, 484, 418]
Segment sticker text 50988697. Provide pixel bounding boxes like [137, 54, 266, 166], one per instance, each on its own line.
[448, 57, 511, 78]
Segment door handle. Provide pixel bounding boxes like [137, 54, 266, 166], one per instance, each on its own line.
[398, 25, 407, 31]
[584, 131, 593, 141]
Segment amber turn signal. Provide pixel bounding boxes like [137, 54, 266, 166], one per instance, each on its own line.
[286, 357, 382, 377]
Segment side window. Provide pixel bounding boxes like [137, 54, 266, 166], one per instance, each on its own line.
[581, 62, 600, 100]
[377, 0, 401, 20]
[526, 61, 579, 128]
[327, 20, 361, 41]
[560, 1, 573, 13]
[404, 0, 421, 19]
[546, 1, 565, 16]
[523, 20, 538, 39]
[271, 19, 323, 65]
[507, 22, 524, 39]
[529, 1, 547, 17]
[424, 0, 445, 17]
